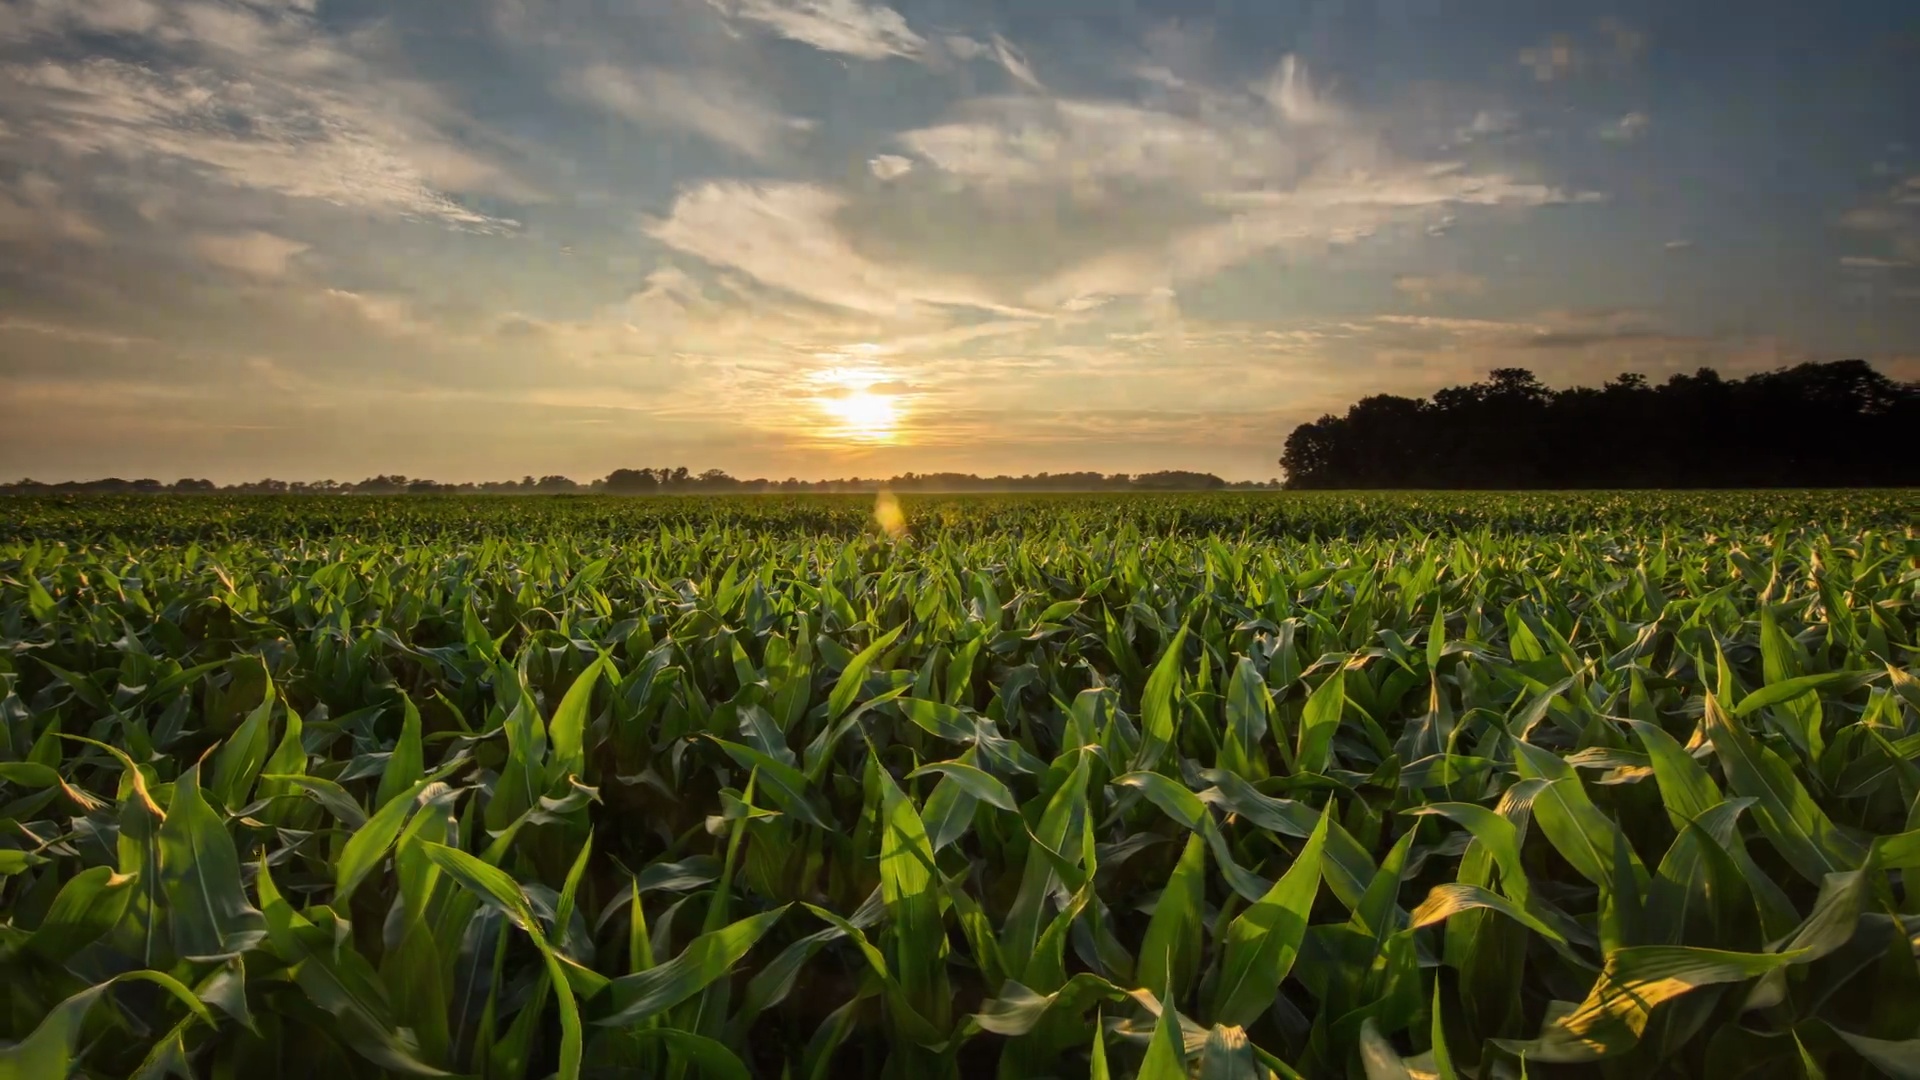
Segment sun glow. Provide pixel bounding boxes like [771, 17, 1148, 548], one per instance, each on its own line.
[821, 390, 901, 440]
[810, 366, 905, 443]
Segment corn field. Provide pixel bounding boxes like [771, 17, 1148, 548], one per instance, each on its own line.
[2, 491, 1918, 1079]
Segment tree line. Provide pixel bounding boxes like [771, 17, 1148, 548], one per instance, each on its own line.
[1280, 360, 1919, 489]
[1, 468, 1276, 496]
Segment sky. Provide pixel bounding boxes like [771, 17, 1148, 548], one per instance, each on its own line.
[1, 0, 1917, 483]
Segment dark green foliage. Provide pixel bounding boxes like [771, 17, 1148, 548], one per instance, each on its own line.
[1, 491, 1917, 1078]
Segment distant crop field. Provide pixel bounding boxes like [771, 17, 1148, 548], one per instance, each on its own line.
[2, 491, 1917, 1078]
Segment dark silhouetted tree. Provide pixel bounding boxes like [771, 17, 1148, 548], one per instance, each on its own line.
[1280, 360, 1919, 489]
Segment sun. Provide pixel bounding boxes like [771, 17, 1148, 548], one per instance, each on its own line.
[808, 365, 907, 443]
[819, 389, 901, 442]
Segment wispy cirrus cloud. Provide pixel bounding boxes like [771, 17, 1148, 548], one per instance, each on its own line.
[1394, 273, 1486, 304]
[888, 56, 1596, 307]
[562, 63, 807, 160]
[701, 0, 923, 60]
[1836, 173, 1920, 268]
[1598, 111, 1650, 141]
[193, 230, 309, 279]
[0, 0, 530, 230]
[0, 172, 103, 244]
[644, 180, 1024, 317]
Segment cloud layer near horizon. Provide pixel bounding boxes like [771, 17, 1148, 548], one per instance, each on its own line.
[1, 0, 1916, 482]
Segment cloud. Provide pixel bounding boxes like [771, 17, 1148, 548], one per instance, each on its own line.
[1664, 239, 1694, 251]
[1518, 22, 1644, 83]
[942, 35, 988, 60]
[0, 315, 141, 348]
[898, 97, 1282, 200]
[1394, 273, 1485, 304]
[1596, 18, 1648, 63]
[645, 180, 1013, 316]
[1455, 109, 1520, 143]
[193, 230, 309, 278]
[1518, 36, 1582, 81]
[990, 33, 1043, 91]
[313, 288, 429, 336]
[1834, 174, 1920, 267]
[1258, 55, 1346, 126]
[701, 0, 923, 60]
[890, 57, 1596, 306]
[0, 1, 525, 230]
[1598, 112, 1650, 141]
[1841, 207, 1907, 231]
[868, 153, 913, 180]
[562, 64, 802, 159]
[1355, 309, 1796, 387]
[0, 172, 103, 243]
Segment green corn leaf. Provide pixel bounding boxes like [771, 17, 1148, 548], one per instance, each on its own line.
[906, 759, 1017, 811]
[627, 1030, 753, 1080]
[1137, 983, 1192, 1080]
[336, 779, 427, 906]
[1830, 1026, 1920, 1079]
[1137, 832, 1207, 1005]
[547, 654, 609, 788]
[0, 970, 212, 1080]
[600, 907, 790, 1028]
[1703, 693, 1865, 882]
[1208, 808, 1328, 1027]
[1513, 738, 1646, 890]
[1295, 667, 1347, 775]
[24, 865, 138, 964]
[157, 763, 266, 961]
[1222, 655, 1271, 778]
[255, 858, 449, 1076]
[827, 623, 905, 723]
[1133, 621, 1190, 773]
[376, 693, 426, 810]
[1409, 882, 1566, 942]
[1496, 946, 1804, 1063]
[209, 667, 275, 810]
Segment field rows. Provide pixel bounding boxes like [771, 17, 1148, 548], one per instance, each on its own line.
[1, 493, 1918, 1078]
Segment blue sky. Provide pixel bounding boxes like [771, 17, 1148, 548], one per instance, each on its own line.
[1, 0, 1915, 482]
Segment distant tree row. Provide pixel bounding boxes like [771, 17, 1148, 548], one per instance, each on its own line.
[1280, 360, 1920, 489]
[2, 469, 1276, 496]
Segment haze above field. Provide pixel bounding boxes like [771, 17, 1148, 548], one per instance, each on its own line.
[2, 0, 1917, 484]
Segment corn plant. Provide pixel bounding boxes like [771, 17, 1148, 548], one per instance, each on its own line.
[1, 491, 1917, 1078]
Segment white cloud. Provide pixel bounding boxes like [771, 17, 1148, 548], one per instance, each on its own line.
[1834, 175, 1920, 269]
[1394, 273, 1485, 304]
[701, 0, 923, 60]
[314, 288, 427, 335]
[990, 34, 1043, 92]
[1258, 55, 1344, 126]
[1456, 109, 1520, 143]
[1664, 239, 1694, 251]
[1518, 36, 1581, 81]
[1841, 207, 1906, 231]
[941, 35, 989, 60]
[893, 57, 1593, 305]
[0, 172, 103, 243]
[0, 1, 524, 229]
[898, 96, 1294, 195]
[193, 230, 309, 278]
[563, 64, 801, 159]
[645, 180, 1013, 316]
[0, 315, 141, 348]
[1598, 111, 1650, 142]
[867, 153, 913, 180]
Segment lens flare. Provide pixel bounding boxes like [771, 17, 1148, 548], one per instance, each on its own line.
[873, 489, 906, 539]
